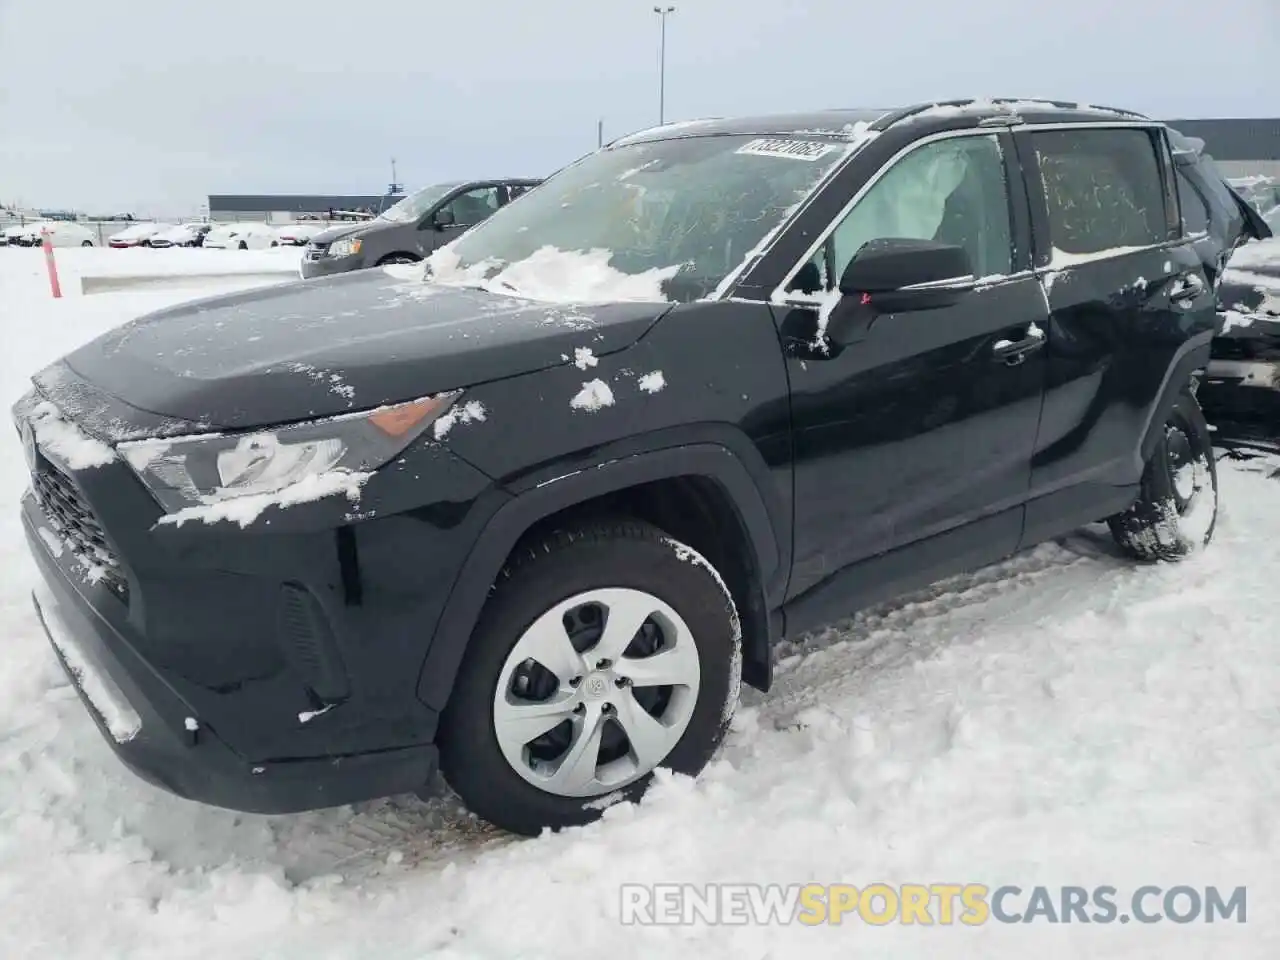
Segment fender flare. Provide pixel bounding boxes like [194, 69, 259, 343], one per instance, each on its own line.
[415, 443, 783, 709]
[1137, 331, 1214, 468]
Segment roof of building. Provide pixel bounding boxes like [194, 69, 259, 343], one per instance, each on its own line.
[1165, 119, 1280, 161]
[208, 194, 403, 214]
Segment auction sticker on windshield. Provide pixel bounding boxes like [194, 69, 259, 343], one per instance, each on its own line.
[735, 138, 837, 161]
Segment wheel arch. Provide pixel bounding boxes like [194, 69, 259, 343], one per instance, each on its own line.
[376, 251, 423, 266]
[1137, 331, 1213, 468]
[416, 443, 784, 711]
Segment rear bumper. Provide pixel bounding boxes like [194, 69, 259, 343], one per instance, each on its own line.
[24, 510, 439, 815]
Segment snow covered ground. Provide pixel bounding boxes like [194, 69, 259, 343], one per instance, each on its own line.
[1, 254, 1279, 958]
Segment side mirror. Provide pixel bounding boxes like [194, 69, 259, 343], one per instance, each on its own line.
[810, 238, 975, 347]
[433, 208, 456, 229]
[838, 238, 974, 306]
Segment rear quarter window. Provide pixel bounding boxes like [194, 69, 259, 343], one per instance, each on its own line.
[1031, 128, 1169, 256]
[1176, 168, 1212, 235]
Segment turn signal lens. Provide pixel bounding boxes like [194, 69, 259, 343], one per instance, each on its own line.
[368, 392, 460, 437]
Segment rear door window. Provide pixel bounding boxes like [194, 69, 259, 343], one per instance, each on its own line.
[1030, 129, 1169, 256]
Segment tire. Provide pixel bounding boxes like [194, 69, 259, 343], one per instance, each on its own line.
[438, 520, 743, 836]
[377, 253, 419, 266]
[238, 240, 248, 251]
[81, 240, 93, 247]
[1109, 386, 1218, 561]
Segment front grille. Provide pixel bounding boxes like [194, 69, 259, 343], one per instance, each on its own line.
[305, 242, 329, 260]
[33, 461, 129, 602]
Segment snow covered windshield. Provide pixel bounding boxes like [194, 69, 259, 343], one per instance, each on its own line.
[437, 135, 851, 302]
[378, 183, 463, 223]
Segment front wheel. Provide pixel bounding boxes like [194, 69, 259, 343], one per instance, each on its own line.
[438, 520, 742, 836]
[1109, 387, 1218, 561]
[377, 253, 419, 266]
[81, 240, 93, 247]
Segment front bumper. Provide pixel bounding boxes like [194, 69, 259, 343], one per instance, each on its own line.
[299, 252, 364, 279]
[27, 526, 438, 814]
[1201, 354, 1280, 449]
[13, 383, 498, 813]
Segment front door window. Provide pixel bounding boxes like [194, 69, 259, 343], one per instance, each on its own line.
[439, 187, 501, 228]
[790, 134, 1014, 292]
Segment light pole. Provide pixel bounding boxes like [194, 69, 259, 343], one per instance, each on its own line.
[653, 6, 675, 125]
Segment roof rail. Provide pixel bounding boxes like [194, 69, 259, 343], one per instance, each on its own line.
[873, 97, 1148, 131]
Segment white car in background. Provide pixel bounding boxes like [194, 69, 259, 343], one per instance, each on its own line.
[107, 222, 170, 248]
[1, 223, 35, 246]
[13, 220, 98, 247]
[203, 222, 280, 250]
[148, 223, 213, 248]
[273, 222, 326, 246]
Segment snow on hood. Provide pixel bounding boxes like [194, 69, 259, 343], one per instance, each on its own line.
[427, 244, 680, 304]
[1225, 237, 1280, 275]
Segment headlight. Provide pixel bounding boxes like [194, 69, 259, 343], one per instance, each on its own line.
[119, 392, 461, 513]
[329, 237, 363, 258]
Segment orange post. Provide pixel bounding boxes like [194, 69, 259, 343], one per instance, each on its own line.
[41, 228, 62, 299]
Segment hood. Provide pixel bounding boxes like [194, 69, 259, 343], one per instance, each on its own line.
[310, 218, 391, 245]
[1217, 241, 1280, 340]
[38, 268, 671, 439]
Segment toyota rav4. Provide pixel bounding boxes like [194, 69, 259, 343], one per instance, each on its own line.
[15, 98, 1263, 837]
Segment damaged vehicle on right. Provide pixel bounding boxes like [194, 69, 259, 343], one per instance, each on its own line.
[1165, 131, 1280, 452]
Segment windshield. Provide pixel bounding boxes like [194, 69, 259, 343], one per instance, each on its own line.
[435, 134, 853, 302]
[377, 183, 463, 223]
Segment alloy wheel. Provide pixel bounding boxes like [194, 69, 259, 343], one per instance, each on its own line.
[491, 587, 701, 798]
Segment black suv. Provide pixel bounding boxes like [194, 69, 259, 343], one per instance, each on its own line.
[299, 179, 542, 279]
[16, 99, 1263, 837]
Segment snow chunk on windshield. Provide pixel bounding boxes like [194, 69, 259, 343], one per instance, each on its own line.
[573, 347, 599, 370]
[158, 470, 371, 529]
[424, 245, 499, 288]
[428, 244, 678, 305]
[570, 379, 615, 412]
[28, 401, 115, 469]
[485, 246, 680, 304]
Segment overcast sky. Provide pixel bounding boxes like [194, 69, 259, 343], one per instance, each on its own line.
[0, 0, 1275, 216]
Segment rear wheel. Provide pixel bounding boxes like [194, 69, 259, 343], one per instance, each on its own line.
[81, 240, 93, 247]
[438, 520, 742, 836]
[1109, 387, 1218, 561]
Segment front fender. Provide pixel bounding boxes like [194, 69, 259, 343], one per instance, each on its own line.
[415, 442, 784, 709]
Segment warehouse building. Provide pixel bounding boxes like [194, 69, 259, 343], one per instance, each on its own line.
[1167, 118, 1280, 179]
[207, 193, 404, 224]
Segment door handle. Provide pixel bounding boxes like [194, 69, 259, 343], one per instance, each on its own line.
[991, 324, 1046, 365]
[1169, 273, 1204, 304]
